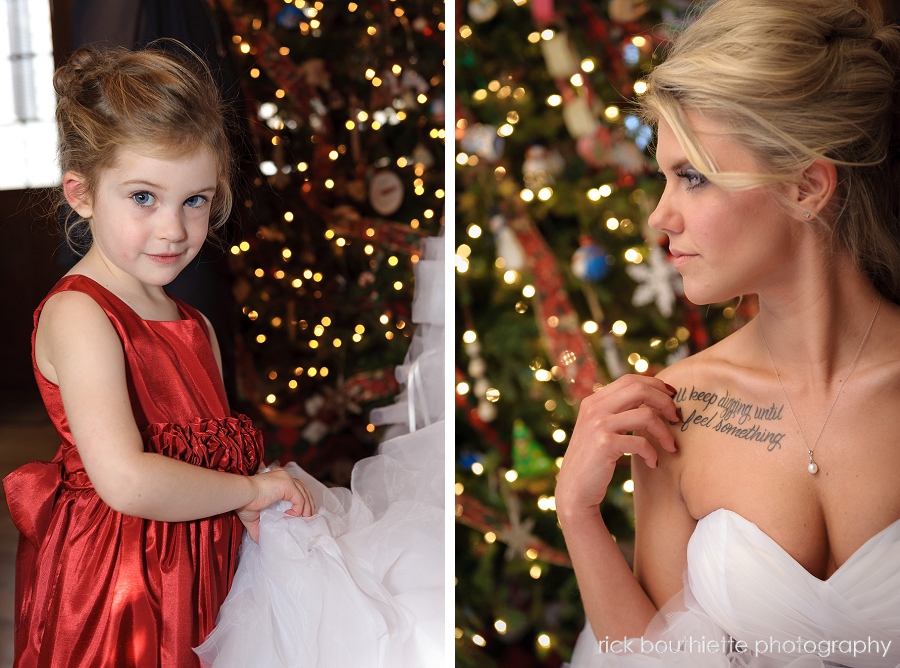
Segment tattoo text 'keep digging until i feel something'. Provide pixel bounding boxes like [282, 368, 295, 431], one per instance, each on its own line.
[674, 387, 787, 451]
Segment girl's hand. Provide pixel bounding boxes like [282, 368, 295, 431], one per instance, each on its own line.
[555, 375, 680, 520]
[237, 467, 316, 542]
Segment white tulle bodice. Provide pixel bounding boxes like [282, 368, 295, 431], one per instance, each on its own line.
[569, 509, 900, 668]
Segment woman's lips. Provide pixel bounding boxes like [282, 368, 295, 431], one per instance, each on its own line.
[670, 249, 698, 268]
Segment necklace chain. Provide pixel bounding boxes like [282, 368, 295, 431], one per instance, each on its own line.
[758, 297, 882, 475]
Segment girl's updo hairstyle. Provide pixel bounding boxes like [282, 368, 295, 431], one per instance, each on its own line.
[639, 0, 900, 301]
[54, 43, 233, 250]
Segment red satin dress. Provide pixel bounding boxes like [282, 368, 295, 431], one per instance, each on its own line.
[4, 275, 263, 667]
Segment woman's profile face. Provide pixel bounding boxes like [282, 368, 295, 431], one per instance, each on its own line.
[648, 113, 797, 305]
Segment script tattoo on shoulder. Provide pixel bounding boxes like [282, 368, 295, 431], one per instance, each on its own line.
[674, 386, 787, 451]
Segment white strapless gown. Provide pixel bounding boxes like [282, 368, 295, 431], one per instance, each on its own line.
[570, 509, 900, 668]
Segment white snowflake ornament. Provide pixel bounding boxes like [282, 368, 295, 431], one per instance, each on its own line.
[625, 245, 683, 317]
[498, 485, 537, 561]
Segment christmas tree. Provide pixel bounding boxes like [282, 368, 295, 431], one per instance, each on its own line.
[454, 1, 751, 664]
[218, 0, 445, 481]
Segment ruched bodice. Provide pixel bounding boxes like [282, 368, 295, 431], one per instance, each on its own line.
[570, 509, 900, 667]
[4, 275, 263, 667]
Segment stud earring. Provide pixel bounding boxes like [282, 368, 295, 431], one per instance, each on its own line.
[803, 211, 811, 219]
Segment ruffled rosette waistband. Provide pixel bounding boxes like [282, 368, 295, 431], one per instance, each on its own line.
[140, 413, 263, 476]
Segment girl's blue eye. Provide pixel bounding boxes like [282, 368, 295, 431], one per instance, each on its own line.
[184, 195, 208, 208]
[132, 192, 155, 206]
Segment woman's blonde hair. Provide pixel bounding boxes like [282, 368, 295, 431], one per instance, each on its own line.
[54, 43, 233, 251]
[640, 0, 900, 300]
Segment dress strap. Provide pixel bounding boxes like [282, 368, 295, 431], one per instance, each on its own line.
[168, 295, 212, 342]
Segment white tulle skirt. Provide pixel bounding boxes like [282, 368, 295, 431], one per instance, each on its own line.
[194, 421, 445, 668]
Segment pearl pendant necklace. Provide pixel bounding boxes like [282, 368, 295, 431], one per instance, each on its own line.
[759, 297, 881, 475]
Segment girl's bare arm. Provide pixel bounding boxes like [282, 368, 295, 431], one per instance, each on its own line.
[35, 290, 313, 532]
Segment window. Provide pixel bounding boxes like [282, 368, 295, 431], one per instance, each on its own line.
[0, 0, 58, 189]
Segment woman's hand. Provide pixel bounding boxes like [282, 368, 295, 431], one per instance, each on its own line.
[237, 467, 316, 542]
[555, 375, 680, 520]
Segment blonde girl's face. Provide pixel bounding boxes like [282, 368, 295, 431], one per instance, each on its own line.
[648, 114, 797, 305]
[67, 148, 217, 288]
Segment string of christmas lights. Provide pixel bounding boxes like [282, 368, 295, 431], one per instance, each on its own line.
[219, 0, 445, 476]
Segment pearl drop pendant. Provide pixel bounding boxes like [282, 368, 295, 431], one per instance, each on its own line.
[807, 460, 818, 475]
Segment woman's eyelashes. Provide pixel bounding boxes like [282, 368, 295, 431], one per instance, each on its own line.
[657, 167, 708, 191]
[673, 168, 707, 190]
[130, 191, 209, 208]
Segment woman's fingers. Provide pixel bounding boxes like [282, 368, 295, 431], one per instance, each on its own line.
[599, 407, 677, 453]
[611, 433, 661, 469]
[594, 375, 680, 423]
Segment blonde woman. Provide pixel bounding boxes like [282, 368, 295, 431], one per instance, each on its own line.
[556, 0, 900, 665]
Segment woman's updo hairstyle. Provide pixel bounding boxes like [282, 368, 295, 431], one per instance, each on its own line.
[54, 43, 233, 250]
[639, 0, 900, 301]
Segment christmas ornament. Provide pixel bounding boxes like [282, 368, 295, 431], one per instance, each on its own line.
[602, 333, 627, 379]
[608, 0, 649, 23]
[430, 97, 445, 122]
[301, 420, 329, 444]
[490, 214, 526, 271]
[571, 236, 610, 282]
[455, 493, 572, 566]
[563, 95, 599, 139]
[459, 450, 485, 470]
[468, 0, 498, 23]
[464, 339, 497, 423]
[576, 126, 612, 168]
[297, 58, 330, 89]
[625, 245, 684, 317]
[460, 123, 502, 163]
[477, 402, 498, 422]
[400, 69, 430, 94]
[540, 32, 578, 78]
[522, 145, 564, 187]
[530, 0, 555, 25]
[412, 143, 435, 169]
[612, 139, 648, 174]
[276, 4, 302, 28]
[497, 483, 537, 560]
[368, 170, 404, 216]
[512, 420, 555, 477]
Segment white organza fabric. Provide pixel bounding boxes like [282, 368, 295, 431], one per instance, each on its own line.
[194, 422, 444, 668]
[569, 509, 900, 668]
[195, 233, 445, 667]
[370, 234, 444, 441]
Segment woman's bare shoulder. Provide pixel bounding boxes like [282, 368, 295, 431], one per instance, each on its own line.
[655, 321, 761, 390]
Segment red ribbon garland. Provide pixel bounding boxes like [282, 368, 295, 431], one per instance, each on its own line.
[508, 212, 604, 402]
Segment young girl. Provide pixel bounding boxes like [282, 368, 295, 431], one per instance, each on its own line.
[4, 45, 315, 667]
